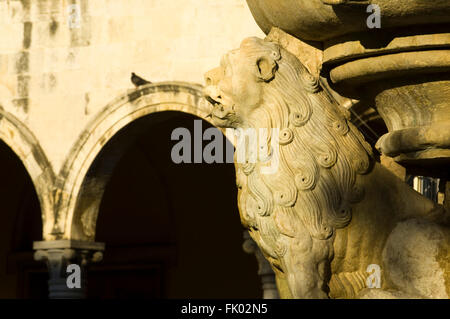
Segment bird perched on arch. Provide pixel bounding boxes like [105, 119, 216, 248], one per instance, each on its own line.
[131, 72, 151, 87]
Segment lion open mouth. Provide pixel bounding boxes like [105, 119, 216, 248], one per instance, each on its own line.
[205, 95, 237, 127]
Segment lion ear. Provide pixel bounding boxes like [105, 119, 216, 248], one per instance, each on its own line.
[256, 56, 277, 82]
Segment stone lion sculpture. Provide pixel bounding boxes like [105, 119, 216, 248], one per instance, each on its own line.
[204, 37, 450, 299]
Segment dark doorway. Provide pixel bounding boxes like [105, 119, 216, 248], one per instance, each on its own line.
[0, 140, 45, 298]
[90, 112, 261, 298]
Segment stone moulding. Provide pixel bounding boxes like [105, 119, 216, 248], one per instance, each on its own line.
[246, 0, 450, 41]
[329, 50, 450, 85]
[52, 82, 221, 241]
[323, 31, 450, 65]
[4, 81, 233, 243]
[320, 26, 450, 168]
[376, 123, 450, 158]
[246, 0, 450, 170]
[0, 106, 55, 237]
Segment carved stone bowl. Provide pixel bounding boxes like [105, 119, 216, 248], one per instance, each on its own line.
[246, 0, 450, 42]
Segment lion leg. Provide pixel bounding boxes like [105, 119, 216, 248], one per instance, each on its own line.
[275, 274, 293, 298]
[281, 238, 332, 299]
[283, 258, 330, 298]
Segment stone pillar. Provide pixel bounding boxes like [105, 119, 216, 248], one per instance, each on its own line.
[33, 240, 104, 299]
[242, 231, 279, 299]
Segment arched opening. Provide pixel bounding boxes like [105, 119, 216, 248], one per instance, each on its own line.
[80, 111, 261, 298]
[0, 140, 46, 298]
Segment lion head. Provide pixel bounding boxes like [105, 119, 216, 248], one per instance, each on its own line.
[204, 37, 374, 297]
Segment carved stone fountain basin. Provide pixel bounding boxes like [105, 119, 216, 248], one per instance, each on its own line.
[246, 0, 450, 42]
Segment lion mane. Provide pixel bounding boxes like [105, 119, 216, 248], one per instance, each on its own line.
[233, 38, 374, 282]
[206, 37, 449, 299]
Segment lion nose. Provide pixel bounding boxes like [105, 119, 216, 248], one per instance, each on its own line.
[203, 85, 222, 105]
[204, 66, 223, 86]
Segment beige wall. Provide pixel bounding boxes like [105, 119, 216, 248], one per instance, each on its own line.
[0, 0, 264, 172]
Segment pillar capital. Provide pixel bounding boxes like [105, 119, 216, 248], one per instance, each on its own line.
[33, 240, 104, 299]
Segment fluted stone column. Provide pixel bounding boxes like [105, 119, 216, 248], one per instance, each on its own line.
[242, 231, 279, 299]
[33, 240, 104, 299]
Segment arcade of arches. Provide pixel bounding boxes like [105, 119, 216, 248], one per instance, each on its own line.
[1, 0, 448, 300]
[0, 84, 275, 299]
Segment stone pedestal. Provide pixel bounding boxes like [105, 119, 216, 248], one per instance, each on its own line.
[33, 240, 104, 299]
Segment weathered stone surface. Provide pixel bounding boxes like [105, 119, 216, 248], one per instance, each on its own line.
[0, 0, 264, 175]
[203, 37, 450, 298]
[366, 76, 450, 168]
[382, 219, 449, 298]
[246, 0, 450, 41]
[0, 0, 264, 241]
[265, 27, 322, 78]
[247, 3, 450, 169]
[0, 0, 448, 300]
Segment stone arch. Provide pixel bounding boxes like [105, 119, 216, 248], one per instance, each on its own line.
[56, 81, 232, 241]
[0, 106, 55, 238]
